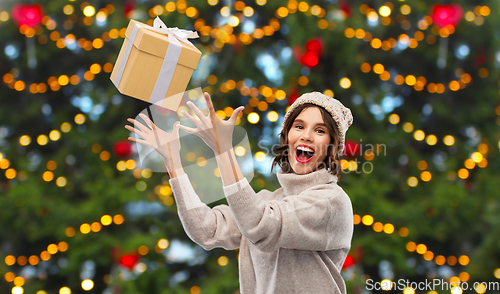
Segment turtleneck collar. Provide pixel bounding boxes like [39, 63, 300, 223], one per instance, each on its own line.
[276, 167, 338, 196]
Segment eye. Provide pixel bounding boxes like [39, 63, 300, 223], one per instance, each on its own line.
[316, 129, 325, 134]
[295, 125, 303, 129]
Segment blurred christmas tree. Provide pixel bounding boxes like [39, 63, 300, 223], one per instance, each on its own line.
[1, 0, 499, 293]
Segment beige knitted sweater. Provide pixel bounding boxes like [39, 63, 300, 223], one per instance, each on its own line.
[168, 167, 354, 294]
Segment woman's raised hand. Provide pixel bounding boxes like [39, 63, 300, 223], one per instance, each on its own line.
[125, 113, 181, 164]
[179, 92, 244, 155]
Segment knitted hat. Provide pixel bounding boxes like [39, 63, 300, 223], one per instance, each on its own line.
[281, 92, 353, 155]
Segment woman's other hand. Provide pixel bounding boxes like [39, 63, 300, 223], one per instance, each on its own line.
[125, 113, 181, 169]
[178, 92, 244, 155]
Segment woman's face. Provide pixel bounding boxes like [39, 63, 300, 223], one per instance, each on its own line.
[287, 106, 331, 175]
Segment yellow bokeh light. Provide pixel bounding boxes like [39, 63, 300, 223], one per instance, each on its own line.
[373, 63, 384, 74]
[475, 283, 486, 294]
[426, 134, 437, 145]
[339, 78, 351, 89]
[82, 279, 94, 291]
[0, 158, 10, 169]
[403, 122, 414, 133]
[471, 152, 483, 163]
[228, 15, 240, 27]
[353, 214, 361, 225]
[80, 223, 91, 234]
[61, 122, 71, 132]
[493, 268, 500, 279]
[464, 159, 475, 169]
[379, 5, 391, 17]
[388, 114, 400, 124]
[5, 168, 16, 179]
[443, 135, 455, 146]
[158, 238, 169, 249]
[125, 159, 136, 170]
[91, 222, 101, 232]
[413, 130, 425, 141]
[235, 146, 246, 157]
[217, 256, 229, 266]
[37, 134, 49, 146]
[372, 222, 383, 232]
[267, 111, 279, 122]
[323, 89, 334, 97]
[43, 171, 54, 182]
[47, 244, 58, 254]
[101, 215, 112, 226]
[12, 286, 24, 294]
[243, 6, 254, 17]
[74, 114, 86, 124]
[458, 255, 469, 266]
[420, 171, 432, 182]
[20, 135, 31, 146]
[361, 215, 374, 226]
[381, 279, 393, 290]
[405, 75, 416, 86]
[49, 130, 61, 141]
[113, 214, 124, 225]
[407, 176, 418, 187]
[255, 151, 266, 162]
[40, 251, 51, 261]
[401, 5, 411, 15]
[276, 7, 289, 18]
[383, 223, 394, 234]
[58, 75, 69, 86]
[58, 241, 69, 252]
[83, 6, 96, 17]
[416, 243, 427, 254]
[458, 168, 469, 179]
[248, 112, 260, 124]
[116, 161, 126, 171]
[367, 11, 378, 22]
[5, 255, 16, 266]
[59, 287, 71, 294]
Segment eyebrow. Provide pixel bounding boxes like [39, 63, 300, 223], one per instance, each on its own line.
[293, 119, 327, 127]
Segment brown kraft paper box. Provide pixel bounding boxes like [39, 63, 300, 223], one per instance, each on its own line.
[110, 19, 202, 110]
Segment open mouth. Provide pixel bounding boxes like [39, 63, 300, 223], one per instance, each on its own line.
[295, 145, 315, 163]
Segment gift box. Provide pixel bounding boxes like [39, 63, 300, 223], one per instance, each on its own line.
[110, 18, 201, 110]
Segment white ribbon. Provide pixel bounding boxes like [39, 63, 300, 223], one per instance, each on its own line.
[114, 17, 199, 105]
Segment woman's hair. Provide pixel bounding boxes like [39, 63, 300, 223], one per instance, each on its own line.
[270, 103, 343, 180]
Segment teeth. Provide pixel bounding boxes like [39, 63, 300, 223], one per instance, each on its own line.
[297, 146, 314, 153]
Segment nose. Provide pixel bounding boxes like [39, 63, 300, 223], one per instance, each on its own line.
[300, 128, 314, 142]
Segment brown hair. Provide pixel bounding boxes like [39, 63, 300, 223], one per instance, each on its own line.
[270, 103, 343, 180]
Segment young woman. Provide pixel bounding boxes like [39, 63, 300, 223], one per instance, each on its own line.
[125, 91, 354, 294]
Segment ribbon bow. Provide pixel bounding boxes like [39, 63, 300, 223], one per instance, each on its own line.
[153, 17, 199, 45]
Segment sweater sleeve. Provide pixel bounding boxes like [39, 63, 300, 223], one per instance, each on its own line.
[223, 178, 353, 252]
[168, 173, 242, 251]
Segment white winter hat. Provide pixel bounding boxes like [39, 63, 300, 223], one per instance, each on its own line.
[282, 92, 353, 155]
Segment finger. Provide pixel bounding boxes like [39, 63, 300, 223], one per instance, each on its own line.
[127, 136, 153, 148]
[138, 113, 157, 130]
[181, 109, 203, 127]
[173, 121, 180, 136]
[124, 125, 146, 137]
[186, 101, 208, 122]
[204, 92, 217, 117]
[228, 106, 245, 124]
[127, 118, 152, 134]
[177, 123, 198, 134]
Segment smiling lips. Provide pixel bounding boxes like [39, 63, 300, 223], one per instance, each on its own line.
[295, 144, 315, 163]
